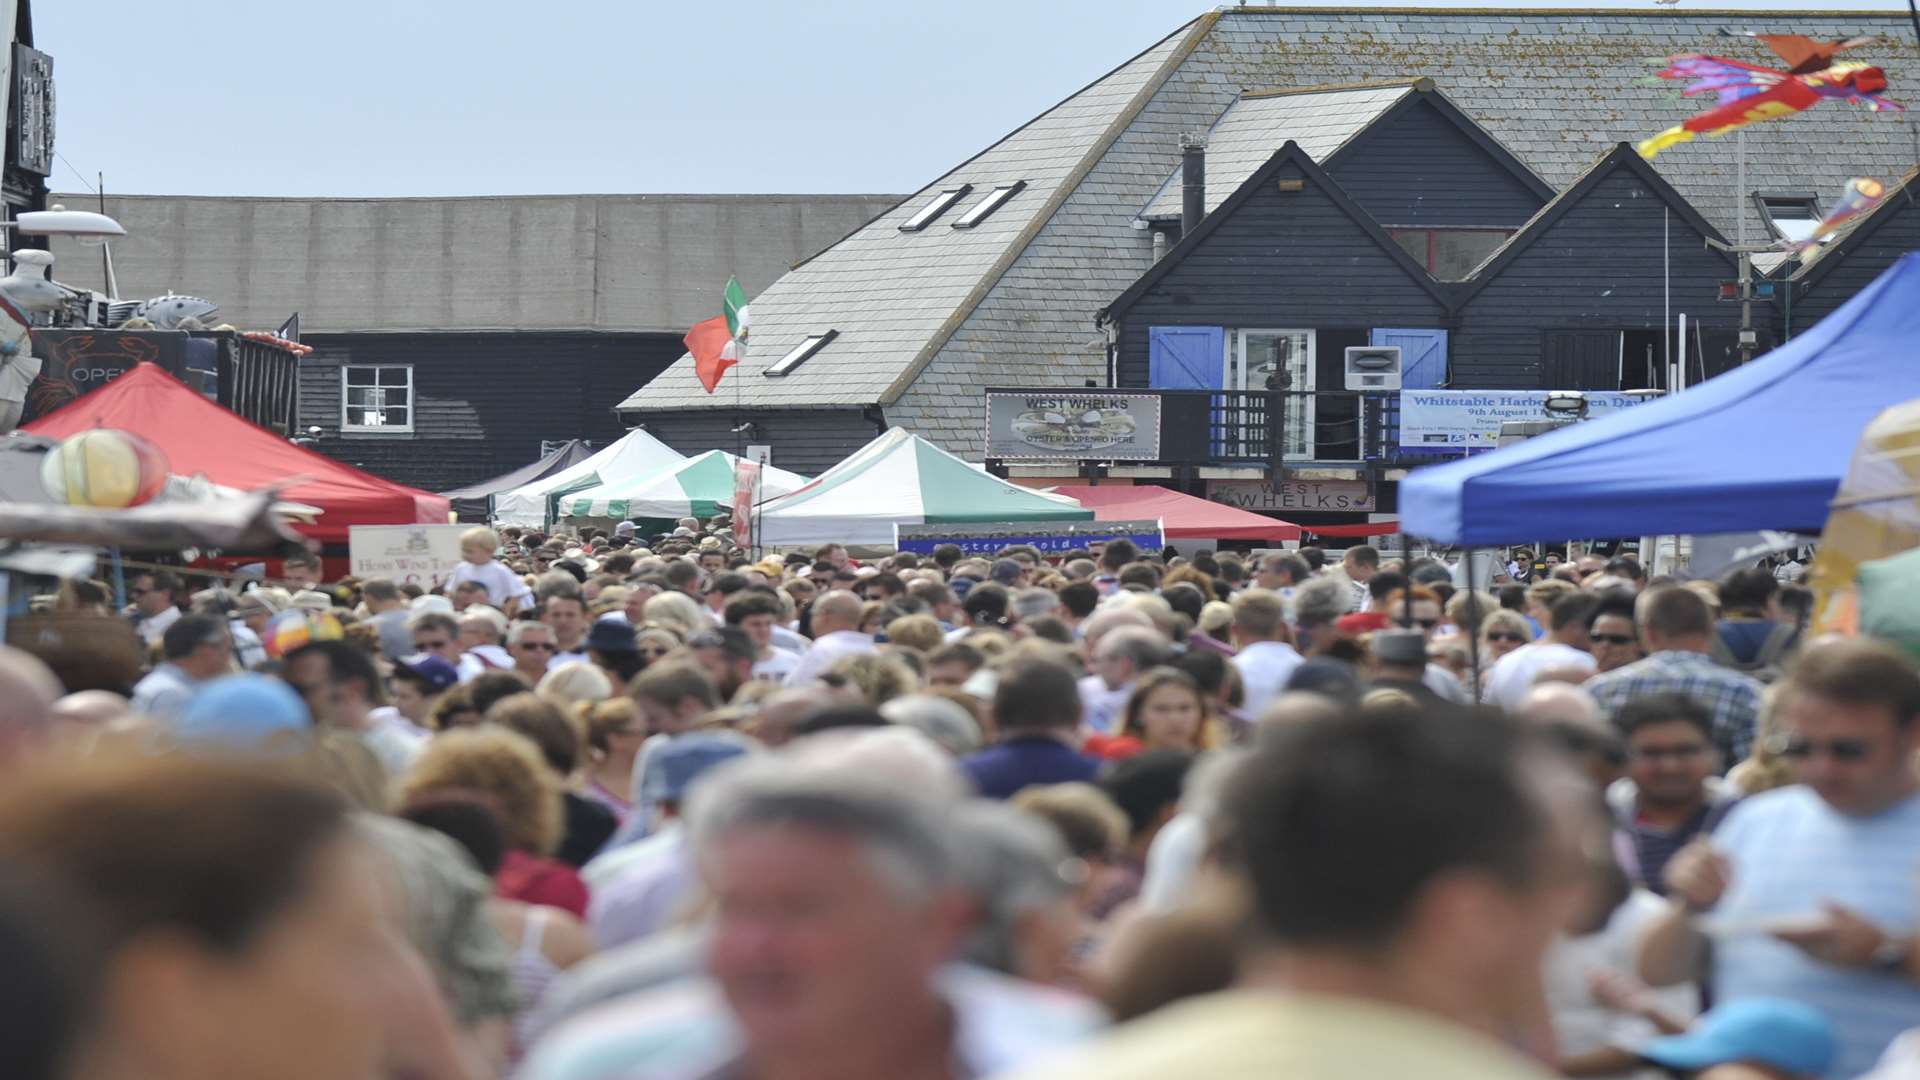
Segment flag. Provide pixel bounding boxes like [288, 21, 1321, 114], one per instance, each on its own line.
[724, 277, 750, 342]
[686, 316, 739, 394]
[276, 312, 301, 343]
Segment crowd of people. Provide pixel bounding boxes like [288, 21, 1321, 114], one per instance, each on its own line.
[1, 516, 1916, 1080]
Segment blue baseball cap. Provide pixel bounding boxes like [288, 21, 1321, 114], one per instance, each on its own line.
[174, 675, 312, 749]
[639, 731, 752, 806]
[1640, 999, 1837, 1078]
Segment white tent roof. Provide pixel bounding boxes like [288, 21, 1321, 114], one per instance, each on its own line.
[492, 427, 685, 527]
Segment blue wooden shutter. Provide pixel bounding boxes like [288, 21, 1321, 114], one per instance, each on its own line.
[1148, 326, 1223, 389]
[1369, 328, 1448, 389]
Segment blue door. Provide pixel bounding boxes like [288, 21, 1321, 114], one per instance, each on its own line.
[1369, 328, 1448, 388]
[1371, 328, 1449, 457]
[1148, 326, 1223, 388]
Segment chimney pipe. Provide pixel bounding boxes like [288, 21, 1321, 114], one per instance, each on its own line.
[1180, 133, 1207, 239]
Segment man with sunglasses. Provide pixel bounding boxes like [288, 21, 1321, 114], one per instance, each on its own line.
[1639, 640, 1920, 1079]
[507, 620, 559, 685]
[1585, 592, 1644, 674]
[1607, 693, 1737, 895]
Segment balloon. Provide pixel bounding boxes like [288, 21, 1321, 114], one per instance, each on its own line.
[39, 429, 170, 508]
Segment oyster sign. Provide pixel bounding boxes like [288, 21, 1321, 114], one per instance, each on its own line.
[985, 392, 1161, 461]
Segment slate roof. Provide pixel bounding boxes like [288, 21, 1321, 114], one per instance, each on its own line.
[622, 7, 1920, 451]
[1137, 80, 1421, 221]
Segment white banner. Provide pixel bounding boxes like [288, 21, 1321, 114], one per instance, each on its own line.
[348, 525, 470, 589]
[1399, 390, 1654, 449]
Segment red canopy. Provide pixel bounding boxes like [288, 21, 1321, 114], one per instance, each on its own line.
[25, 363, 448, 544]
[1052, 485, 1301, 542]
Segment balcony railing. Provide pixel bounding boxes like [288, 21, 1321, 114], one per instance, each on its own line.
[984, 387, 1460, 478]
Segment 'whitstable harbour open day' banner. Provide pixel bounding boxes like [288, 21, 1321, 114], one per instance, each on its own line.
[1398, 390, 1655, 450]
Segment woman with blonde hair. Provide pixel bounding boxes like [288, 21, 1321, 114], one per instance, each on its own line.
[825, 651, 921, 706]
[1476, 608, 1532, 699]
[579, 698, 647, 824]
[1728, 682, 1797, 795]
[640, 591, 705, 640]
[398, 726, 588, 918]
[635, 625, 682, 664]
[536, 660, 614, 713]
[1086, 667, 1218, 760]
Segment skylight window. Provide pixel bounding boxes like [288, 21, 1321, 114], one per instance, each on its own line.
[951, 181, 1027, 229]
[900, 185, 971, 232]
[1756, 194, 1822, 243]
[766, 330, 838, 376]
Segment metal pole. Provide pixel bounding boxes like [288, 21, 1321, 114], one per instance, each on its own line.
[1740, 249, 1755, 364]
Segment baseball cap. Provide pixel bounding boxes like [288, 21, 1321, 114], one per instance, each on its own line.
[640, 731, 752, 806]
[585, 617, 639, 654]
[174, 675, 312, 749]
[614, 521, 637, 536]
[409, 594, 455, 617]
[1640, 999, 1836, 1078]
[394, 653, 461, 693]
[990, 558, 1022, 586]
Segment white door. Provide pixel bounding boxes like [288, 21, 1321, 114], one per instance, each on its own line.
[1232, 329, 1314, 459]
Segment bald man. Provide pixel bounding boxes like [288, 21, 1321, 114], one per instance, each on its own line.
[1515, 681, 1623, 790]
[781, 590, 877, 688]
[0, 646, 63, 770]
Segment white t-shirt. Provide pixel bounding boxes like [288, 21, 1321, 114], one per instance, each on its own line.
[450, 559, 533, 610]
[1483, 641, 1597, 710]
[752, 647, 801, 683]
[1233, 640, 1305, 718]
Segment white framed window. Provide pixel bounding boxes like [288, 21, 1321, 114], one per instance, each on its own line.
[340, 365, 414, 432]
[1231, 329, 1315, 459]
[766, 330, 838, 376]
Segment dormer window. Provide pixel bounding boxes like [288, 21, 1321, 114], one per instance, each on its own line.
[952, 181, 1027, 229]
[1756, 193, 1822, 243]
[900, 186, 972, 232]
[766, 330, 838, 376]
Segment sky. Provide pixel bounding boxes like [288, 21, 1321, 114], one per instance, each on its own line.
[38, 0, 1920, 199]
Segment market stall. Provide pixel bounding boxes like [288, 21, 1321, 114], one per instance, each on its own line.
[492, 427, 684, 529]
[558, 449, 807, 532]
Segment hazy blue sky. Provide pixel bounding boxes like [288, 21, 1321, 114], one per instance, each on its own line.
[39, 0, 1920, 198]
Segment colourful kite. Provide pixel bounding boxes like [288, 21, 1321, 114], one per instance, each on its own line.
[1784, 177, 1887, 252]
[1638, 34, 1903, 159]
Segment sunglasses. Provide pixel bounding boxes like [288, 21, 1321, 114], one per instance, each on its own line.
[1768, 734, 1873, 762]
[1591, 633, 1638, 646]
[639, 647, 671, 658]
[516, 641, 556, 652]
[1486, 632, 1525, 643]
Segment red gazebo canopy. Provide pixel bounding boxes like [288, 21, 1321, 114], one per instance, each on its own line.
[25, 363, 448, 544]
[1052, 485, 1301, 542]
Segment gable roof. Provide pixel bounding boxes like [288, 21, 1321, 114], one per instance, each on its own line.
[1102, 140, 1454, 321]
[623, 13, 1220, 414]
[1458, 143, 1732, 302]
[621, 8, 1920, 420]
[1138, 78, 1552, 222]
[1787, 165, 1920, 287]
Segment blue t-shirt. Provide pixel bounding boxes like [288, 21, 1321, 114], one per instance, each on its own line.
[1710, 785, 1920, 1079]
[960, 736, 1099, 800]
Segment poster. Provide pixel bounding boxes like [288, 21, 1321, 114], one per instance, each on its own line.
[347, 524, 470, 588]
[1398, 390, 1654, 449]
[985, 392, 1162, 461]
[894, 518, 1164, 557]
[732, 459, 762, 552]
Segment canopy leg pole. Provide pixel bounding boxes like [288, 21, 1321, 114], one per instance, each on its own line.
[1466, 547, 1482, 702]
[110, 547, 127, 610]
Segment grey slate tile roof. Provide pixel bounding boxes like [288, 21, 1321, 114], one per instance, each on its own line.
[1138, 81, 1420, 220]
[623, 7, 1920, 449]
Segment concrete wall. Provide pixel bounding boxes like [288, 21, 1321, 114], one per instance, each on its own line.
[45, 192, 901, 334]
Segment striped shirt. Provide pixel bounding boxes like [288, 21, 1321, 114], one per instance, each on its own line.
[1585, 651, 1764, 765]
[1708, 786, 1920, 1079]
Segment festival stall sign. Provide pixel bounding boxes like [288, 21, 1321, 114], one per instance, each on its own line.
[348, 524, 470, 589]
[758, 427, 1092, 549]
[492, 426, 685, 528]
[1398, 390, 1655, 450]
[556, 450, 806, 530]
[894, 518, 1164, 557]
[985, 391, 1161, 461]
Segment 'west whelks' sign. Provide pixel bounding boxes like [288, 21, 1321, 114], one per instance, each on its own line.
[894, 519, 1165, 557]
[985, 392, 1162, 461]
[1207, 479, 1375, 513]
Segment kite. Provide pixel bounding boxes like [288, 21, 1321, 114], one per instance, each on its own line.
[1783, 177, 1887, 252]
[1638, 33, 1903, 159]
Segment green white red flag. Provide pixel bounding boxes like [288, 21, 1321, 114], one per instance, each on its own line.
[686, 316, 740, 394]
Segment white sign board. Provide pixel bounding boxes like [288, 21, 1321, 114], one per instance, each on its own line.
[1399, 390, 1654, 450]
[348, 525, 470, 589]
[1207, 479, 1376, 513]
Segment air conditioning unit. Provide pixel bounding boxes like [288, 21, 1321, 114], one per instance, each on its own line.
[1344, 345, 1402, 391]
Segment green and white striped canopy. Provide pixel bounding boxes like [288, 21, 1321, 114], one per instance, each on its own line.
[559, 449, 807, 524]
[757, 428, 1090, 548]
[493, 427, 686, 528]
